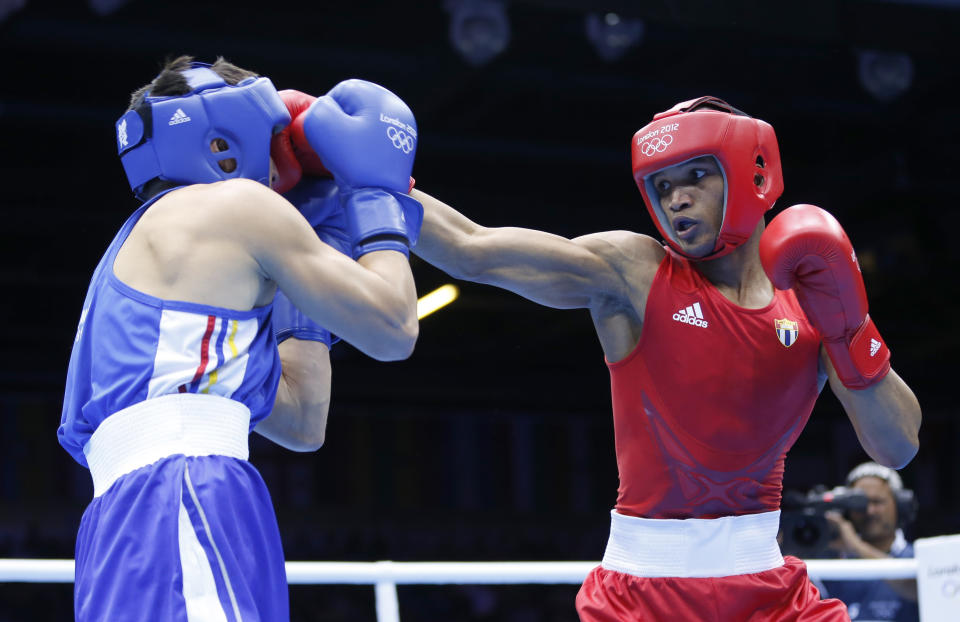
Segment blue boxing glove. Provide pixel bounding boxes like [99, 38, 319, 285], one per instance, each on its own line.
[273, 177, 351, 345]
[297, 79, 423, 258]
[284, 177, 351, 255]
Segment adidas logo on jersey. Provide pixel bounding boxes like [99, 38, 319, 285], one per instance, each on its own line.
[673, 302, 709, 328]
[870, 338, 882, 357]
[168, 108, 191, 126]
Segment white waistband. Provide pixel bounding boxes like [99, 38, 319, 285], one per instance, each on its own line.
[83, 394, 251, 498]
[601, 509, 784, 578]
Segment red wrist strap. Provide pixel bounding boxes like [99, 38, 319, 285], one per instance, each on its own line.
[824, 314, 891, 390]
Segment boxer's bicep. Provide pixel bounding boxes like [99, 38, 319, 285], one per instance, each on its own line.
[412, 188, 642, 309]
[465, 226, 625, 309]
[234, 183, 416, 360]
[266, 242, 417, 361]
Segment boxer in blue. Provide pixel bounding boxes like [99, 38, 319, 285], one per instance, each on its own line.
[58, 56, 422, 621]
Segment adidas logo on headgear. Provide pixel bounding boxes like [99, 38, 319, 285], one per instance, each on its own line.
[672, 302, 709, 328]
[870, 338, 882, 357]
[168, 108, 191, 126]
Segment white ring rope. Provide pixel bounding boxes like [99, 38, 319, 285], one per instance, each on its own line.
[0, 557, 917, 583]
[0, 558, 918, 622]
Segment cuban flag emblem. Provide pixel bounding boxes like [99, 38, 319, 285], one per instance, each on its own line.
[775, 318, 799, 347]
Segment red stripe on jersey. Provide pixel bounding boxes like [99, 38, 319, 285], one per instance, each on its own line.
[189, 315, 217, 385]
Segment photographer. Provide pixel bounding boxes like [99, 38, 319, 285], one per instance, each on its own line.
[821, 462, 919, 622]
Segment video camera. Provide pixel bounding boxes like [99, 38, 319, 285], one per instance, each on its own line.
[779, 486, 869, 558]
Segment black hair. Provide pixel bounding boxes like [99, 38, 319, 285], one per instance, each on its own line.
[127, 55, 259, 111]
[685, 96, 751, 118]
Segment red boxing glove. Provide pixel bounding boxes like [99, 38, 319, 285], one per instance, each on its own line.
[759, 204, 890, 389]
[269, 89, 331, 194]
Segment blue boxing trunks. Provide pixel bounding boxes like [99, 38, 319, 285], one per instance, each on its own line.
[74, 394, 288, 622]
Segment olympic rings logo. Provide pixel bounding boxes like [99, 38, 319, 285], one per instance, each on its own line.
[640, 134, 673, 157]
[387, 126, 415, 154]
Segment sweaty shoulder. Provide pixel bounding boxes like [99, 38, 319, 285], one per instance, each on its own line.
[145, 178, 289, 234]
[193, 178, 293, 225]
[114, 179, 301, 310]
[573, 230, 665, 285]
[172, 179, 309, 249]
[573, 231, 664, 360]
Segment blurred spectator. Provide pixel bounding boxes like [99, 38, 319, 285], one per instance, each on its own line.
[821, 462, 918, 622]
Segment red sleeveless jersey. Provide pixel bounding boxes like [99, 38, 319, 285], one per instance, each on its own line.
[609, 249, 823, 519]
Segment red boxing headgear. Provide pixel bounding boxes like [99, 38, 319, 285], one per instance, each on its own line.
[631, 96, 783, 260]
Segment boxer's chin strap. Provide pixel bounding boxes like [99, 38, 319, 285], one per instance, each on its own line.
[137, 179, 181, 202]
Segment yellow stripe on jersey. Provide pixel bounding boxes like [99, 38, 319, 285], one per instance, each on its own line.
[203, 319, 239, 394]
[228, 319, 239, 358]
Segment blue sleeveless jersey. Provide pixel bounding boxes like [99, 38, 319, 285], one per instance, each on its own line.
[59, 190, 281, 466]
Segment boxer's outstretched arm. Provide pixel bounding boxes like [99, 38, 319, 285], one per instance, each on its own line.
[823, 352, 921, 469]
[411, 189, 661, 310]
[256, 338, 332, 451]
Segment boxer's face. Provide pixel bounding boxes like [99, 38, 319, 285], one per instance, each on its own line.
[210, 138, 237, 173]
[211, 137, 279, 188]
[269, 157, 278, 189]
[848, 476, 898, 546]
[649, 156, 725, 257]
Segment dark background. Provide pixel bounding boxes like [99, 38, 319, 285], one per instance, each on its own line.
[1, 0, 958, 620]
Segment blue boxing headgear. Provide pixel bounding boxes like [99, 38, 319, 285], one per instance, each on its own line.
[115, 62, 291, 199]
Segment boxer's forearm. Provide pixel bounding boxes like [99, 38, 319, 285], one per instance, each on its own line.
[258, 338, 332, 451]
[829, 361, 921, 469]
[410, 189, 484, 279]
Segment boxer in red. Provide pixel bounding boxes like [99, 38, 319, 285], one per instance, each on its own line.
[410, 96, 921, 621]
